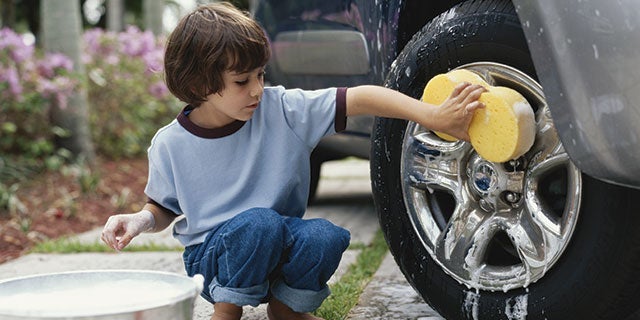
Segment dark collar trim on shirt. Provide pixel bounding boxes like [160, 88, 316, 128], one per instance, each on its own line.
[176, 105, 246, 138]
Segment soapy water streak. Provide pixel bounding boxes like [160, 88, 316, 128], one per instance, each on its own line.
[462, 290, 529, 320]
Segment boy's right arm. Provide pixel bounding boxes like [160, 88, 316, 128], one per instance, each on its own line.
[345, 83, 485, 141]
[101, 202, 176, 251]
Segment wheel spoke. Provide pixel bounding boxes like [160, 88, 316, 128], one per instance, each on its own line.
[505, 209, 550, 271]
[404, 132, 468, 194]
[435, 204, 497, 270]
[525, 153, 578, 235]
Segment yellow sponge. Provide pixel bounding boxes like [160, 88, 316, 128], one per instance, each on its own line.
[421, 69, 536, 163]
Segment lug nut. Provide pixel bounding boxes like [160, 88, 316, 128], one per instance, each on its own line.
[505, 192, 521, 203]
[504, 157, 526, 171]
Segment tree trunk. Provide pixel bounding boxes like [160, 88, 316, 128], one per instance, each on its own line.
[40, 0, 95, 163]
[1, 0, 15, 28]
[106, 0, 124, 32]
[143, 0, 163, 35]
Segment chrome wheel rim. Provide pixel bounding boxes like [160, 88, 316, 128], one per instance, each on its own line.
[400, 62, 581, 291]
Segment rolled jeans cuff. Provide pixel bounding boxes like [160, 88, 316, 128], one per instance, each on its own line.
[271, 279, 330, 313]
[210, 277, 268, 307]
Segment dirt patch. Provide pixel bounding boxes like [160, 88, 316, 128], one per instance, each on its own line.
[0, 158, 149, 264]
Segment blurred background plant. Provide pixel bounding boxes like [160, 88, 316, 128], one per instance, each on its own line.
[0, 25, 180, 215]
[83, 26, 179, 159]
[0, 27, 77, 213]
[0, 28, 77, 161]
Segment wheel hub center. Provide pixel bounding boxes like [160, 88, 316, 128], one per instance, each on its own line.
[472, 163, 498, 194]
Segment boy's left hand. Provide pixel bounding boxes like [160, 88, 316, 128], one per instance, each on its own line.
[435, 82, 486, 141]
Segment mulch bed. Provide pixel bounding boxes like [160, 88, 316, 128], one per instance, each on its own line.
[0, 157, 149, 264]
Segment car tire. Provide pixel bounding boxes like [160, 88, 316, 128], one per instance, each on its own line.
[371, 0, 640, 319]
[308, 147, 339, 205]
[308, 149, 322, 205]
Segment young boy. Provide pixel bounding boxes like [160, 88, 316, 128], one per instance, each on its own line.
[101, 2, 484, 320]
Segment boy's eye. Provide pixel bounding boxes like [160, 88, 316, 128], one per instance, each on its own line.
[234, 70, 265, 85]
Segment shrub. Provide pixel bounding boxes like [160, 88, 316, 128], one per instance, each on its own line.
[83, 26, 180, 158]
[0, 28, 78, 212]
[0, 28, 77, 160]
[0, 26, 181, 213]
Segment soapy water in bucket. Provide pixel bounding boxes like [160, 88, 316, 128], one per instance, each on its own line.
[0, 277, 191, 317]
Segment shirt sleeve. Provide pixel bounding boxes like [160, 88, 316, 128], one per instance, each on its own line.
[335, 87, 347, 132]
[278, 86, 348, 148]
[144, 139, 181, 216]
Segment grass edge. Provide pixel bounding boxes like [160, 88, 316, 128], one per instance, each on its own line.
[314, 229, 389, 320]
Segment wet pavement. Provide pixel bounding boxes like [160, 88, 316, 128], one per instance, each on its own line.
[0, 159, 444, 319]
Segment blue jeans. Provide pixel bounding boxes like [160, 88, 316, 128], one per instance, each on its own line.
[182, 207, 351, 313]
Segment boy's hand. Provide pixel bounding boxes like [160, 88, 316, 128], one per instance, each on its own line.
[435, 82, 486, 141]
[101, 210, 155, 251]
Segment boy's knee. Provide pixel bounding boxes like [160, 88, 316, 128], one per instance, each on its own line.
[231, 207, 286, 240]
[299, 219, 350, 254]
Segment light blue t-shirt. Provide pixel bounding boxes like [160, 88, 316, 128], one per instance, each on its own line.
[145, 86, 347, 246]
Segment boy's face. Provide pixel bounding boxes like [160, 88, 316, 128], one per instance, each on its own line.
[202, 67, 265, 125]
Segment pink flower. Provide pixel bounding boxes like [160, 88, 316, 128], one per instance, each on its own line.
[83, 28, 104, 51]
[5, 67, 23, 97]
[105, 54, 120, 65]
[143, 50, 164, 74]
[36, 53, 74, 78]
[148, 81, 169, 99]
[48, 53, 74, 71]
[37, 78, 58, 94]
[119, 26, 156, 57]
[0, 28, 34, 63]
[83, 28, 118, 63]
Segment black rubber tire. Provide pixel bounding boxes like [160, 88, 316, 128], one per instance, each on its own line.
[308, 147, 342, 205]
[308, 149, 322, 205]
[371, 0, 640, 319]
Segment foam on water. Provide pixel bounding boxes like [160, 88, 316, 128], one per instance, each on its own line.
[0, 278, 187, 316]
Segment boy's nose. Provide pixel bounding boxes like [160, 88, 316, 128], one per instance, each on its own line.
[250, 83, 263, 99]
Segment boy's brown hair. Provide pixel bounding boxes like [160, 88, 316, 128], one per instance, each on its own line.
[164, 2, 271, 106]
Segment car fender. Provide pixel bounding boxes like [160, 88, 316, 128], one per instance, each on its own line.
[513, 0, 640, 189]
